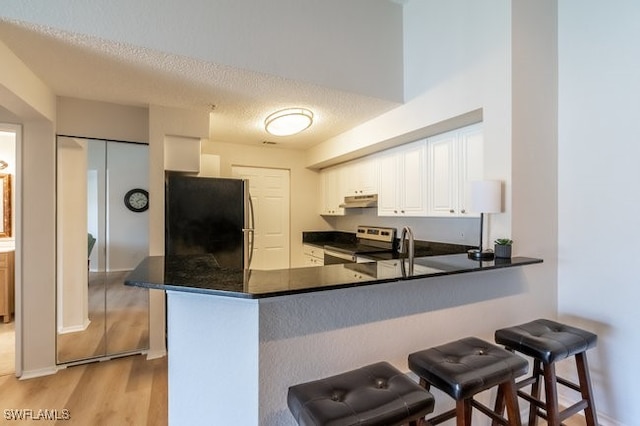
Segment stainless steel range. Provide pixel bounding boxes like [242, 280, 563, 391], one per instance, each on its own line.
[323, 225, 397, 265]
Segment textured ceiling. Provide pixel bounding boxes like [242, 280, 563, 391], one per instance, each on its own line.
[0, 19, 401, 149]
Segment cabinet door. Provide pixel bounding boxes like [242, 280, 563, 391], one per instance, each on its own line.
[378, 141, 427, 217]
[426, 123, 483, 217]
[164, 136, 201, 172]
[377, 150, 401, 216]
[344, 157, 379, 196]
[458, 124, 483, 217]
[320, 166, 345, 216]
[428, 132, 457, 216]
[0, 253, 7, 319]
[399, 140, 428, 216]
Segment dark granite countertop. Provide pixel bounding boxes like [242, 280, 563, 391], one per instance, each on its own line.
[125, 254, 543, 299]
[302, 231, 476, 258]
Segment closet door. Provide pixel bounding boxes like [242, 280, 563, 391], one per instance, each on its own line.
[56, 137, 149, 364]
[104, 141, 149, 355]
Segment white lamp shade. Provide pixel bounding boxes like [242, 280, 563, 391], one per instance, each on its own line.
[469, 180, 502, 213]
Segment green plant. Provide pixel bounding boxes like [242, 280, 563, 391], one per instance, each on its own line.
[494, 238, 513, 246]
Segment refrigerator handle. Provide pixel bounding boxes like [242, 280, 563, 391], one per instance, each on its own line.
[247, 194, 255, 268]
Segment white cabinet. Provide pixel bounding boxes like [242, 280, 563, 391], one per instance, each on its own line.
[378, 140, 428, 217]
[344, 157, 379, 196]
[320, 166, 345, 216]
[303, 244, 324, 266]
[164, 136, 201, 172]
[427, 124, 483, 217]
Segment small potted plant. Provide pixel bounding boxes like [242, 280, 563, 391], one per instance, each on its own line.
[494, 238, 513, 259]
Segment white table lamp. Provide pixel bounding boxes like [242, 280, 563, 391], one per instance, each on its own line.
[467, 180, 502, 260]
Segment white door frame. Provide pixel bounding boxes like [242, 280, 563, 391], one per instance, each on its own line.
[0, 122, 21, 377]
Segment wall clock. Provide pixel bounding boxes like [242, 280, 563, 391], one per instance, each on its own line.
[124, 188, 149, 212]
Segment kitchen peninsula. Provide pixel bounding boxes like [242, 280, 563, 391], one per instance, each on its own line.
[126, 254, 542, 425]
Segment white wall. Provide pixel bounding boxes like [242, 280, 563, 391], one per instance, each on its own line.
[20, 119, 57, 378]
[558, 1, 640, 424]
[57, 97, 148, 143]
[1, 38, 57, 378]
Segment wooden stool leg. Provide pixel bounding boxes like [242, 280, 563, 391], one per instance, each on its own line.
[576, 352, 599, 426]
[542, 362, 560, 426]
[502, 380, 522, 426]
[492, 384, 506, 426]
[419, 377, 431, 391]
[528, 360, 543, 426]
[455, 399, 472, 426]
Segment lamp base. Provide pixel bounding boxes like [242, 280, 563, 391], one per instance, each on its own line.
[467, 249, 495, 260]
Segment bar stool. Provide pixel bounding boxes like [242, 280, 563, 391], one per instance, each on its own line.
[287, 361, 435, 426]
[494, 318, 598, 426]
[408, 336, 528, 426]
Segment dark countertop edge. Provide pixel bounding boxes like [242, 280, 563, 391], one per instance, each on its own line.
[126, 276, 401, 299]
[126, 279, 257, 299]
[125, 256, 543, 300]
[402, 256, 543, 281]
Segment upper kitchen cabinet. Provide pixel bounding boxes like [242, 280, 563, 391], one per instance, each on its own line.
[164, 136, 201, 173]
[320, 166, 345, 216]
[343, 156, 379, 196]
[427, 124, 483, 217]
[378, 139, 428, 216]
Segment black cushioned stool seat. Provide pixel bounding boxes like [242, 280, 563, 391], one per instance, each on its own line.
[494, 318, 598, 426]
[408, 336, 528, 426]
[287, 361, 435, 426]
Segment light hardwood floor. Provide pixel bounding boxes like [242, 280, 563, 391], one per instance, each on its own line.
[0, 320, 14, 376]
[0, 354, 167, 426]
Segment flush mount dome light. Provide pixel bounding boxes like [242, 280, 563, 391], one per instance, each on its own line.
[264, 108, 313, 136]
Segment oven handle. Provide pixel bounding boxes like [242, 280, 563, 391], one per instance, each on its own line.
[323, 248, 356, 262]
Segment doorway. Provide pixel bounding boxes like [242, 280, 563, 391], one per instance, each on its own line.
[231, 166, 290, 270]
[0, 124, 17, 377]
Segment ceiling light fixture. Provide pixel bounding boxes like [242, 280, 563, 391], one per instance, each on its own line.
[264, 108, 313, 136]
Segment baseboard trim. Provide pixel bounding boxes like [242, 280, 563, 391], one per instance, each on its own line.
[18, 366, 60, 380]
[146, 349, 167, 360]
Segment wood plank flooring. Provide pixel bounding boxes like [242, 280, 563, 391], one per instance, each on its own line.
[0, 354, 167, 426]
[0, 320, 14, 376]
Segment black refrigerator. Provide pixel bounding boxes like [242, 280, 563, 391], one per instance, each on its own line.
[165, 174, 254, 269]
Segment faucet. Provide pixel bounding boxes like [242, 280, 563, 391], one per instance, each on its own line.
[399, 226, 415, 275]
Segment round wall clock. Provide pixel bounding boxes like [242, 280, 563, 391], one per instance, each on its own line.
[124, 188, 149, 212]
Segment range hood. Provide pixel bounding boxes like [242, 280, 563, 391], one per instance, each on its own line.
[339, 194, 378, 209]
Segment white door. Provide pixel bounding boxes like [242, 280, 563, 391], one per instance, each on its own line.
[232, 166, 290, 270]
